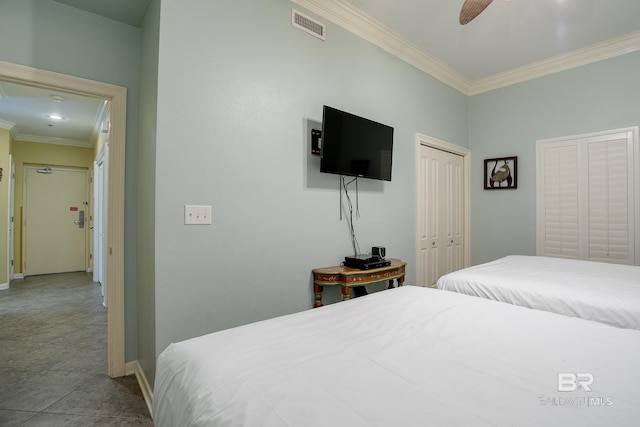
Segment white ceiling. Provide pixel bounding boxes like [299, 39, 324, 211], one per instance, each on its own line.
[0, 81, 107, 147]
[342, 0, 640, 81]
[2, 0, 640, 144]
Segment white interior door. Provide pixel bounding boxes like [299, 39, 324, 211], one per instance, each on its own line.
[6, 155, 15, 285]
[93, 145, 108, 305]
[417, 142, 466, 287]
[24, 166, 89, 276]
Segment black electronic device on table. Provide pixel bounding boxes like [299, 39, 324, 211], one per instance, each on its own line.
[344, 253, 390, 270]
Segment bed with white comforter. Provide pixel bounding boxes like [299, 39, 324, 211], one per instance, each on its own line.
[436, 255, 640, 329]
[153, 286, 640, 427]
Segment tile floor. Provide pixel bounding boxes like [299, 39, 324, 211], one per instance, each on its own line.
[0, 272, 153, 426]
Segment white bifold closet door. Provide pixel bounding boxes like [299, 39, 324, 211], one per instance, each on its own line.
[417, 144, 465, 286]
[536, 127, 639, 265]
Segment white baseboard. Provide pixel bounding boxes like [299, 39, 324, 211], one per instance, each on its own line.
[12, 273, 24, 279]
[126, 360, 153, 419]
[0, 282, 8, 290]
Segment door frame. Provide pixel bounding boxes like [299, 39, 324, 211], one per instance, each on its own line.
[5, 155, 15, 288]
[0, 60, 126, 377]
[93, 144, 108, 302]
[415, 133, 471, 284]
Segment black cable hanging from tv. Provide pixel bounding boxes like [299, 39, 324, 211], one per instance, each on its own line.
[341, 176, 361, 256]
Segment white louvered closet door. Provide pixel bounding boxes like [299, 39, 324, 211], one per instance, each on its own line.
[536, 127, 639, 266]
[586, 136, 632, 263]
[539, 142, 580, 259]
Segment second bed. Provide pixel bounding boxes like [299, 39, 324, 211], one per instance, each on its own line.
[436, 255, 640, 329]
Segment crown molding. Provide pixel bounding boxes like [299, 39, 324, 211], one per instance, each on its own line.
[0, 118, 16, 130]
[0, 118, 18, 140]
[291, 1, 640, 97]
[15, 133, 92, 148]
[469, 30, 640, 95]
[291, 0, 471, 94]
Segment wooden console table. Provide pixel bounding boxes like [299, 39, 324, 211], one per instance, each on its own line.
[312, 258, 407, 307]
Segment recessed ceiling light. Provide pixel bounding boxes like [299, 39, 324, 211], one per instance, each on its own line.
[46, 114, 65, 120]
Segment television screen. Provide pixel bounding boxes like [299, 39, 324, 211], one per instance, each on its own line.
[320, 105, 394, 181]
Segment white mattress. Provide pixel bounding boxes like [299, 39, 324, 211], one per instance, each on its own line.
[153, 286, 640, 427]
[437, 255, 640, 329]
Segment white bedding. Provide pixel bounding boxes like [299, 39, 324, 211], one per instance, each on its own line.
[154, 286, 640, 427]
[437, 255, 640, 329]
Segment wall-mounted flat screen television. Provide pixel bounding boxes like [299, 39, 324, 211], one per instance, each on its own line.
[320, 105, 394, 181]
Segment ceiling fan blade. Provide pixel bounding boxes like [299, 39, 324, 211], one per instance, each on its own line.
[459, 0, 494, 25]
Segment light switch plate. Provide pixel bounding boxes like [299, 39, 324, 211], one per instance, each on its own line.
[184, 205, 212, 225]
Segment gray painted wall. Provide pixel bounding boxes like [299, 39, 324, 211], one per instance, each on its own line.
[0, 0, 141, 362]
[137, 0, 160, 386]
[469, 52, 640, 265]
[153, 0, 469, 356]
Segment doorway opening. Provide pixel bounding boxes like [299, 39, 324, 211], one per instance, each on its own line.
[0, 60, 126, 377]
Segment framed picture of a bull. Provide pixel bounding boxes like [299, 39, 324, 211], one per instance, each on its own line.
[484, 156, 517, 189]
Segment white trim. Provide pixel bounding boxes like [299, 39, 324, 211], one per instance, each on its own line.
[93, 143, 108, 303]
[535, 126, 639, 146]
[0, 59, 127, 378]
[292, 1, 640, 96]
[415, 134, 471, 279]
[0, 118, 16, 130]
[128, 360, 154, 419]
[634, 127, 640, 266]
[7, 155, 14, 282]
[0, 119, 18, 140]
[469, 30, 640, 95]
[13, 133, 92, 147]
[291, 0, 470, 94]
[0, 282, 8, 290]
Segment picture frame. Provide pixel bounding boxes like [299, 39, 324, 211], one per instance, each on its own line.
[484, 156, 517, 189]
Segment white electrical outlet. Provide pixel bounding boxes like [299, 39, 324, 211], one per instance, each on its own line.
[184, 205, 212, 225]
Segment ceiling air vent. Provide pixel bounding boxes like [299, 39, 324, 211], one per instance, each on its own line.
[292, 9, 325, 40]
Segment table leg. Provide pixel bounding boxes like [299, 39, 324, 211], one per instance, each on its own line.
[387, 279, 394, 289]
[314, 283, 323, 308]
[341, 286, 352, 301]
[353, 286, 367, 297]
[398, 275, 405, 287]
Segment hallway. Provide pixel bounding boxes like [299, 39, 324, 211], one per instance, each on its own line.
[0, 272, 152, 426]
